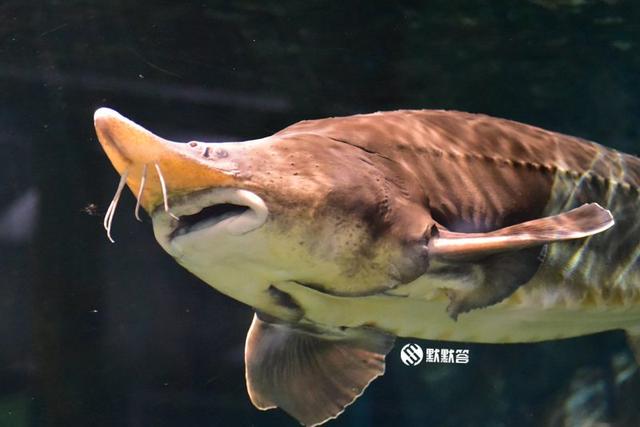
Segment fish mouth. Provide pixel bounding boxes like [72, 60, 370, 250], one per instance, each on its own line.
[170, 202, 251, 239]
[153, 188, 269, 245]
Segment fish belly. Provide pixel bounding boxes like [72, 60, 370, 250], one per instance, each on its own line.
[274, 276, 640, 344]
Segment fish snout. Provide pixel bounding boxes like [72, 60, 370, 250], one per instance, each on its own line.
[93, 108, 236, 213]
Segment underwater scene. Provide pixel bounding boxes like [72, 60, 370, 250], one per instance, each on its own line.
[1, 1, 639, 426]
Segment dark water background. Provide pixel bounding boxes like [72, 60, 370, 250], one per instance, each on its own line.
[1, 1, 639, 426]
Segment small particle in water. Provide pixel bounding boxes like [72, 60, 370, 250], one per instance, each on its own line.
[81, 203, 101, 216]
[138, 74, 144, 79]
[91, 309, 98, 313]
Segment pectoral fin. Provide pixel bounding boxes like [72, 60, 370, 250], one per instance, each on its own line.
[429, 203, 614, 319]
[244, 313, 395, 426]
[429, 203, 614, 258]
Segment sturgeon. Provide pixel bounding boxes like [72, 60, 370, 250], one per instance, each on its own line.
[93, 108, 640, 426]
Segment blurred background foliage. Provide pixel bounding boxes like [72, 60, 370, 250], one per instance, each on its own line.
[0, 1, 639, 426]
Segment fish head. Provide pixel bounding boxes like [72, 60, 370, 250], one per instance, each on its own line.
[94, 108, 433, 306]
[93, 108, 277, 258]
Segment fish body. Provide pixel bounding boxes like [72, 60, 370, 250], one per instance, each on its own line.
[266, 111, 640, 343]
[94, 108, 639, 426]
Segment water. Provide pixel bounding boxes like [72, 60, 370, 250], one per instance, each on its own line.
[1, 1, 639, 426]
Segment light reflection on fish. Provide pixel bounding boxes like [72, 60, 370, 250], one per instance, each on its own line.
[93, 108, 640, 426]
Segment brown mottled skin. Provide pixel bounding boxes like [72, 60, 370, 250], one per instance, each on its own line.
[217, 110, 638, 306]
[275, 110, 639, 231]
